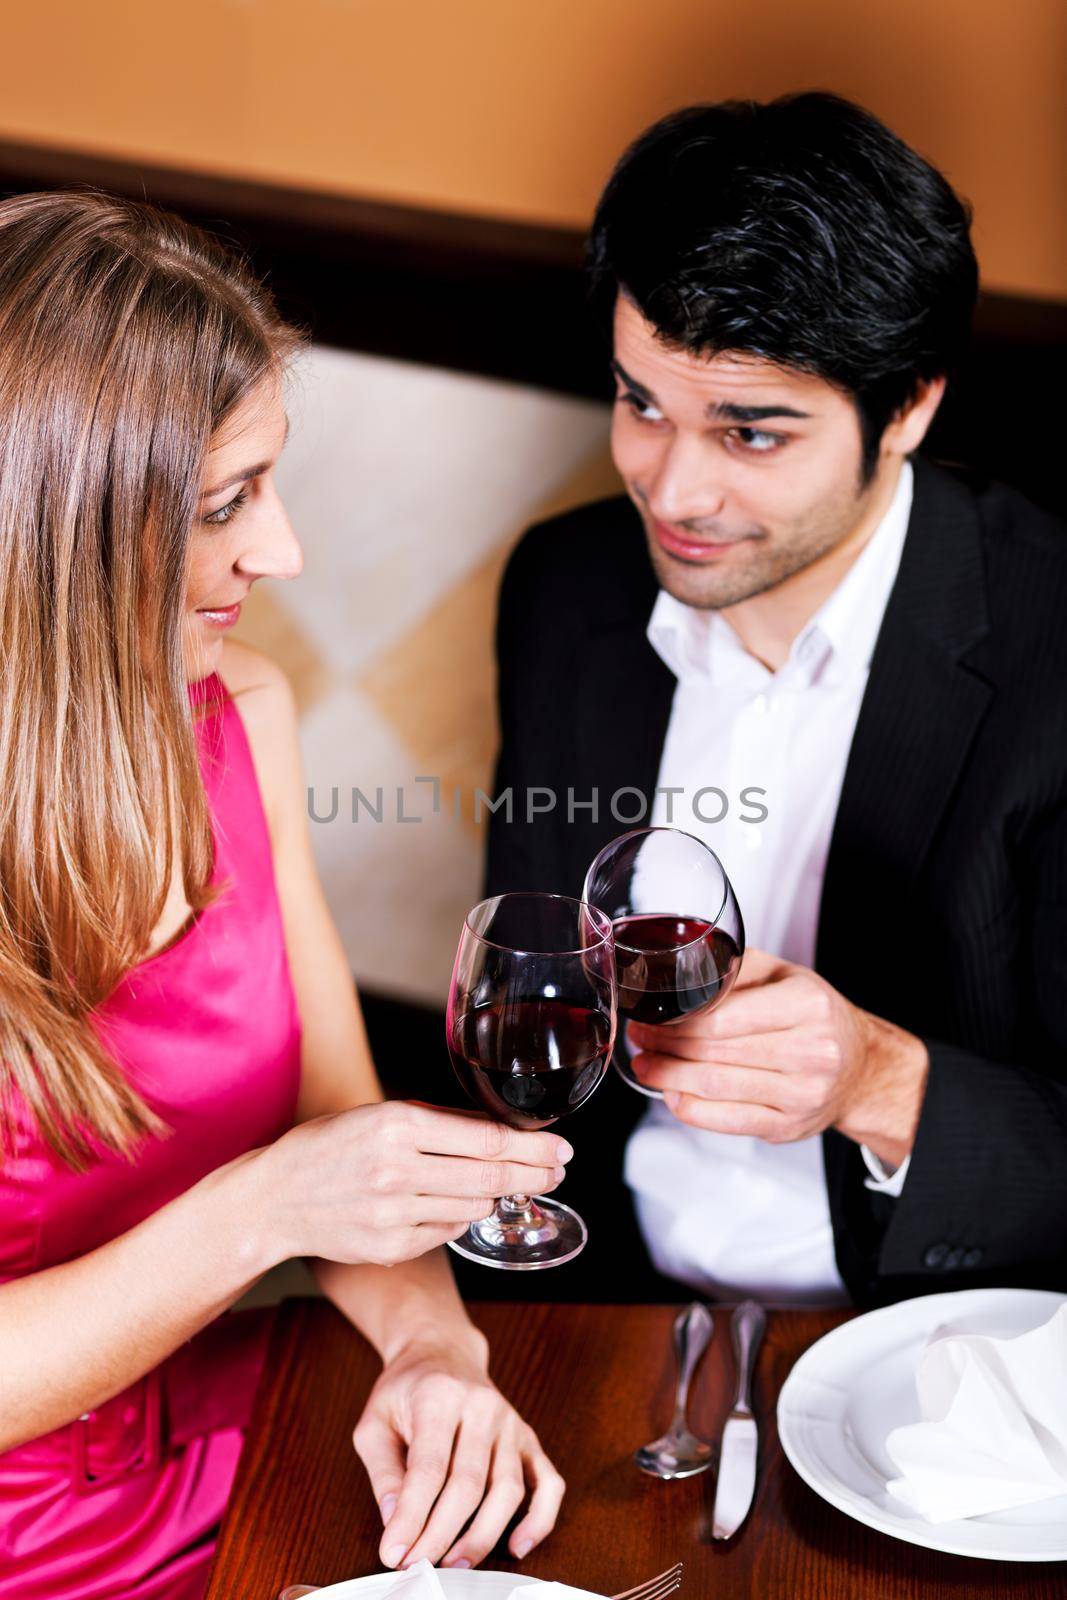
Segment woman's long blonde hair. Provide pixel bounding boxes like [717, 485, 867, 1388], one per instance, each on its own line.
[0, 190, 301, 1168]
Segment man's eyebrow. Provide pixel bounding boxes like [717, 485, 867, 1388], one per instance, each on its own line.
[707, 401, 812, 423]
[612, 361, 811, 423]
[202, 413, 291, 498]
[611, 359, 656, 402]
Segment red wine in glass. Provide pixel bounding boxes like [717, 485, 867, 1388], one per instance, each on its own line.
[583, 827, 746, 1098]
[448, 998, 613, 1130]
[445, 892, 616, 1269]
[613, 914, 743, 1025]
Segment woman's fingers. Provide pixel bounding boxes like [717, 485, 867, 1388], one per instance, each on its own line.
[396, 1103, 572, 1167]
[376, 1380, 463, 1569]
[351, 1410, 407, 1530]
[409, 1153, 567, 1200]
[443, 1432, 565, 1569]
[398, 1402, 498, 1566]
[441, 1448, 528, 1569]
[505, 1441, 566, 1560]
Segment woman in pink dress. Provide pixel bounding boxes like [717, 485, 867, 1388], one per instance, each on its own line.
[0, 191, 570, 1598]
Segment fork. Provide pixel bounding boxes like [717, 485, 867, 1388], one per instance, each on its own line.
[611, 1561, 684, 1600]
[278, 1560, 683, 1600]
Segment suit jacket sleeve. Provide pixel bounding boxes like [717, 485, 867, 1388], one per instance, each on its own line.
[877, 796, 1067, 1289]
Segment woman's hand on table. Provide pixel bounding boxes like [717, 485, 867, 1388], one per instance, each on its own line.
[353, 1328, 565, 1571]
[260, 1100, 573, 1270]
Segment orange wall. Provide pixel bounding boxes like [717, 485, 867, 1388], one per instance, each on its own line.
[1, 0, 1064, 299]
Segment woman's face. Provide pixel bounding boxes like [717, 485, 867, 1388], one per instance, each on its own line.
[183, 377, 302, 681]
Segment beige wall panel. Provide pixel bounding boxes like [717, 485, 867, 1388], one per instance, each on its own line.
[233, 342, 612, 1005]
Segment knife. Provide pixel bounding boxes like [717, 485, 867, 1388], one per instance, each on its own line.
[711, 1299, 767, 1540]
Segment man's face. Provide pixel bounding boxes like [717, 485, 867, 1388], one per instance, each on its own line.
[610, 294, 889, 610]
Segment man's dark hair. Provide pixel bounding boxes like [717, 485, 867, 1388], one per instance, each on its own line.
[587, 92, 979, 478]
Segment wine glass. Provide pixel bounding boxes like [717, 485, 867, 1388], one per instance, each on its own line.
[582, 826, 745, 1098]
[445, 892, 616, 1270]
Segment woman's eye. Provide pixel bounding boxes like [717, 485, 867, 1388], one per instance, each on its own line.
[203, 486, 249, 527]
[728, 427, 785, 454]
[617, 391, 666, 424]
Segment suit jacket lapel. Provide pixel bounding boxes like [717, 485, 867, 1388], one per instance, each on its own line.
[563, 508, 677, 891]
[817, 458, 995, 1008]
[567, 619, 676, 890]
[816, 458, 996, 1300]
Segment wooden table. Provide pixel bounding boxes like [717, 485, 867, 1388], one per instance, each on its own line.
[206, 1298, 1062, 1600]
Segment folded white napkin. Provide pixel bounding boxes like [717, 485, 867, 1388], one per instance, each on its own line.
[885, 1303, 1067, 1522]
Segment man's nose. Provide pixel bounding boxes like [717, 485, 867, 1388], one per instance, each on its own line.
[646, 435, 727, 525]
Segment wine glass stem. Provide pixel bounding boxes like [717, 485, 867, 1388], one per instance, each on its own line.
[486, 1192, 558, 1244]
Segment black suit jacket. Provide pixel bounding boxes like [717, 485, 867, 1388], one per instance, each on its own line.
[474, 456, 1067, 1308]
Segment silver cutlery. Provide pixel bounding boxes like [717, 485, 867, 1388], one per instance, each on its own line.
[278, 1561, 683, 1598]
[611, 1561, 684, 1599]
[710, 1298, 767, 1540]
[634, 1300, 715, 1479]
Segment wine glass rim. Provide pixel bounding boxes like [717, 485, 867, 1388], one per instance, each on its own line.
[463, 891, 614, 955]
[585, 825, 731, 938]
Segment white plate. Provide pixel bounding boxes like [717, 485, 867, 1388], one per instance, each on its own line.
[777, 1287, 1067, 1561]
[304, 1572, 606, 1598]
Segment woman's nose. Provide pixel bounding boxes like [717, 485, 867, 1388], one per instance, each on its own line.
[236, 491, 304, 582]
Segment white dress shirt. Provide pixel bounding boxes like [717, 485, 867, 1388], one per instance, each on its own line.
[625, 461, 914, 1303]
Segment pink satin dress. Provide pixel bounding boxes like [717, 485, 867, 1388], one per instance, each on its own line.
[0, 672, 303, 1598]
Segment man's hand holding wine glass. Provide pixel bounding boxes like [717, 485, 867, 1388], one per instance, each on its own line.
[627, 948, 930, 1172]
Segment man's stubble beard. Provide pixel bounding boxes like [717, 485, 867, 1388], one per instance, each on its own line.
[635, 476, 870, 612]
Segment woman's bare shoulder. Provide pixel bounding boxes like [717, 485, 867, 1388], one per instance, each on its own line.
[216, 639, 302, 835]
[217, 639, 296, 725]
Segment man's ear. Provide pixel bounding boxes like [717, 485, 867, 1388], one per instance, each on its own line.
[881, 375, 947, 457]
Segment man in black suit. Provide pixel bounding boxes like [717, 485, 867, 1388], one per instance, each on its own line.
[481, 93, 1067, 1307]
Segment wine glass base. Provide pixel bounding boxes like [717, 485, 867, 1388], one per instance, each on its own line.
[614, 1051, 665, 1099]
[447, 1195, 588, 1271]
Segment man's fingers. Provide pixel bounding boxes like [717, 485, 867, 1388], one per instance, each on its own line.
[666, 1090, 789, 1140]
[632, 1048, 789, 1101]
[399, 1410, 496, 1567]
[351, 1410, 407, 1526]
[627, 981, 802, 1053]
[506, 1443, 566, 1562]
[377, 1386, 462, 1569]
[731, 946, 787, 988]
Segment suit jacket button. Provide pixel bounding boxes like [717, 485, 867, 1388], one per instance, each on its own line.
[962, 1247, 984, 1268]
[923, 1242, 949, 1269]
[943, 1247, 965, 1270]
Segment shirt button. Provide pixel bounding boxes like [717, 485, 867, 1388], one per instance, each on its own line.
[122, 1405, 139, 1426]
[752, 693, 770, 715]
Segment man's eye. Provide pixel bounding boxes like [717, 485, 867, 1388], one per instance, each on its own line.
[728, 427, 786, 454]
[616, 390, 666, 424]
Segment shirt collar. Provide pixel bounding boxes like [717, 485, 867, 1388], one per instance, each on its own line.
[646, 459, 914, 690]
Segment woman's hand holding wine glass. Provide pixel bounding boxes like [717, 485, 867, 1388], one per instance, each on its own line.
[445, 892, 616, 1270]
[261, 1100, 574, 1268]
